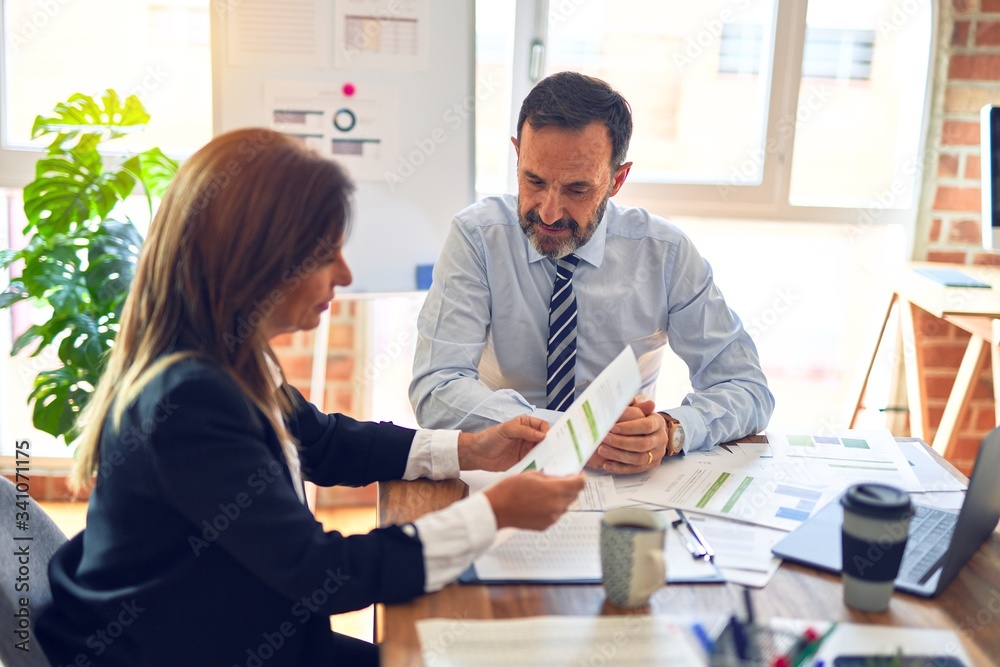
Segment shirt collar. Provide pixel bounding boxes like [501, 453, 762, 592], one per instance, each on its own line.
[523, 204, 610, 269]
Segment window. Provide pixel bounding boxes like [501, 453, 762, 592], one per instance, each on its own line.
[0, 0, 212, 457]
[1, 0, 212, 186]
[475, 0, 933, 433]
[721, 26, 876, 80]
[480, 0, 933, 223]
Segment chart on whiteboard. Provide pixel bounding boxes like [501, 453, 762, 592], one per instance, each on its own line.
[264, 80, 399, 182]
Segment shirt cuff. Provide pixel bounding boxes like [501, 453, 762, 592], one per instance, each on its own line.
[402, 429, 461, 480]
[412, 492, 498, 592]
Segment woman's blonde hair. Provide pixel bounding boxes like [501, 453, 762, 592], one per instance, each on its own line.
[70, 128, 353, 491]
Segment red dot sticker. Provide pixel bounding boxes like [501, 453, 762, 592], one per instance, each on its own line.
[342, 83, 356, 97]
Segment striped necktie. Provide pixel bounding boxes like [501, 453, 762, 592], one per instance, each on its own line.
[546, 253, 581, 411]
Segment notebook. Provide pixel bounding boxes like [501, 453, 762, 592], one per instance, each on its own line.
[771, 428, 1000, 597]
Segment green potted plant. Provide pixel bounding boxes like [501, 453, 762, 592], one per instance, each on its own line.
[0, 90, 178, 442]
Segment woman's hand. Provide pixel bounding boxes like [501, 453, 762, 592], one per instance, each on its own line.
[483, 471, 585, 530]
[457, 415, 550, 472]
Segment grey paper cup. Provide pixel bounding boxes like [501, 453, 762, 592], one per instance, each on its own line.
[840, 483, 913, 612]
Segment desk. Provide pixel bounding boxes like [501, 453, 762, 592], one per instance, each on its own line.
[850, 261, 1000, 459]
[376, 440, 1000, 667]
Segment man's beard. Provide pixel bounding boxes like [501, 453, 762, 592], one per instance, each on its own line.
[518, 193, 610, 259]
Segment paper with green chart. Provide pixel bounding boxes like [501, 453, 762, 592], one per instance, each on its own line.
[510, 346, 641, 477]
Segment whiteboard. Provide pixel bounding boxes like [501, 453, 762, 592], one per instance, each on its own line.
[209, 0, 474, 293]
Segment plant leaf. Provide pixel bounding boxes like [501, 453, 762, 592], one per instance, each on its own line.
[16, 236, 88, 314]
[29, 366, 90, 440]
[0, 248, 18, 269]
[10, 324, 45, 356]
[86, 220, 142, 309]
[23, 148, 138, 236]
[0, 279, 30, 309]
[137, 147, 179, 200]
[31, 90, 151, 152]
[56, 313, 108, 375]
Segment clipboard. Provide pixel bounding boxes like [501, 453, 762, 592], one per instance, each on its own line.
[457, 563, 724, 585]
[458, 510, 725, 585]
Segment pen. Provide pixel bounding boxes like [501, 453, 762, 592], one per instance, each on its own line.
[791, 622, 837, 667]
[673, 509, 716, 561]
[742, 586, 755, 625]
[691, 622, 715, 655]
[730, 615, 750, 660]
[672, 517, 706, 559]
[774, 627, 818, 667]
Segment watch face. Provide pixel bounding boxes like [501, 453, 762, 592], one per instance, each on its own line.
[671, 425, 684, 453]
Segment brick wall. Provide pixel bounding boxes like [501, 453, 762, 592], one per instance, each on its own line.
[270, 301, 359, 414]
[271, 301, 375, 506]
[911, 0, 1000, 473]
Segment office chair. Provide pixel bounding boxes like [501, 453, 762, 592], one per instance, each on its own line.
[0, 475, 67, 667]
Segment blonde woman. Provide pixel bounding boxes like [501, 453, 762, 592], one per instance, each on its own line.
[37, 129, 584, 667]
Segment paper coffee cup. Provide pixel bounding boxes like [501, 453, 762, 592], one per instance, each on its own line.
[600, 508, 666, 607]
[840, 483, 913, 612]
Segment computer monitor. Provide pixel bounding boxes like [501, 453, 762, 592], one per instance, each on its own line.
[983, 104, 1000, 249]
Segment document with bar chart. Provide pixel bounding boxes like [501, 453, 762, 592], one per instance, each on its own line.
[765, 429, 923, 492]
[631, 458, 838, 532]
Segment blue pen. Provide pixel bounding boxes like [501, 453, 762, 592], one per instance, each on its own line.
[730, 615, 749, 660]
[691, 622, 715, 655]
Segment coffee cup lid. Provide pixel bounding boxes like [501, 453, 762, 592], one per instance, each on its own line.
[840, 483, 913, 519]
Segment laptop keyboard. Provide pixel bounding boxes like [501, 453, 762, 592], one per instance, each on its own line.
[897, 504, 956, 585]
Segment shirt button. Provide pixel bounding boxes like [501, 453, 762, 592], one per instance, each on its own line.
[401, 523, 417, 538]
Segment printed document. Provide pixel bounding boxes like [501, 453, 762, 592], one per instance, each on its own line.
[631, 456, 837, 532]
[765, 429, 923, 492]
[417, 615, 704, 666]
[469, 509, 721, 583]
[511, 347, 641, 476]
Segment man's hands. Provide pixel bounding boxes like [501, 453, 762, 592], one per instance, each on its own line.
[586, 397, 669, 474]
[483, 471, 586, 530]
[457, 415, 550, 472]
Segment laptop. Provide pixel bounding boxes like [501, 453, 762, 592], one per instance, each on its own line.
[771, 427, 1000, 597]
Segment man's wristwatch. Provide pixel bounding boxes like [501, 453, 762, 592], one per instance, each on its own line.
[661, 413, 685, 456]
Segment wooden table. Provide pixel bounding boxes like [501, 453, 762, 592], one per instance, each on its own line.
[850, 261, 1000, 459]
[376, 441, 1000, 667]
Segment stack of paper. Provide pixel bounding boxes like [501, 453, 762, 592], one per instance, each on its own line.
[417, 617, 973, 667]
[417, 616, 704, 667]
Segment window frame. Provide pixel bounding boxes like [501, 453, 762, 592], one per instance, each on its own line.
[505, 0, 936, 226]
